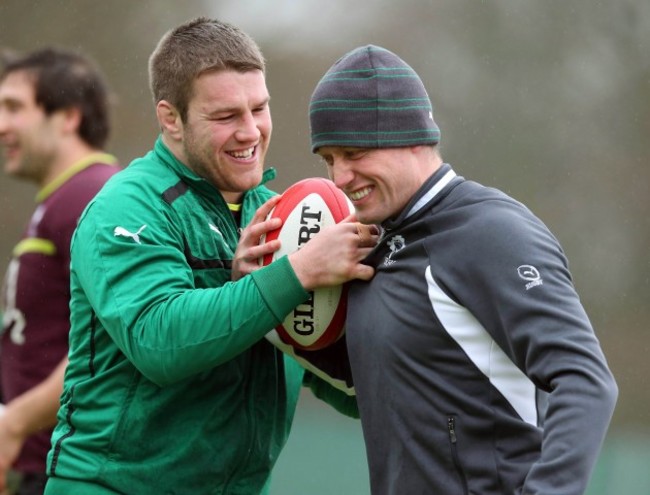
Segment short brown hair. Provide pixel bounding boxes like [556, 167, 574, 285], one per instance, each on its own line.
[148, 17, 265, 122]
[0, 47, 111, 148]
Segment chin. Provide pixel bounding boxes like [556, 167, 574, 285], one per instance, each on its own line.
[5, 164, 24, 178]
[244, 169, 264, 187]
[357, 213, 379, 225]
[229, 179, 259, 196]
[358, 207, 389, 225]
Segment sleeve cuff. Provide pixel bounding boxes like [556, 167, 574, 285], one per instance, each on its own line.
[250, 255, 309, 323]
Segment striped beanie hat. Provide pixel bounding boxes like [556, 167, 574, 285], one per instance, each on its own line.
[309, 45, 440, 152]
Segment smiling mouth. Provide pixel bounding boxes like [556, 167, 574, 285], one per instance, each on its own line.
[1, 143, 19, 160]
[228, 146, 255, 160]
[349, 186, 372, 201]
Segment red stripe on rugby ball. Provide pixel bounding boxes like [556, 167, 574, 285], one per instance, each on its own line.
[261, 178, 352, 350]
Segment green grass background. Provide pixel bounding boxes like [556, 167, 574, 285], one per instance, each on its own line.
[271, 391, 649, 495]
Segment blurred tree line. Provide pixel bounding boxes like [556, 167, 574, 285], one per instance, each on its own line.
[1, 0, 648, 436]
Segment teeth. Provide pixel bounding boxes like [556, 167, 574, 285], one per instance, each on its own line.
[229, 147, 254, 159]
[349, 187, 372, 201]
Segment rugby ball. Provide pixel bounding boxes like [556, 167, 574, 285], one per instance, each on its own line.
[261, 178, 352, 351]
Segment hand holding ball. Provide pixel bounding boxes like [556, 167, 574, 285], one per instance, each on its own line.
[260, 178, 353, 351]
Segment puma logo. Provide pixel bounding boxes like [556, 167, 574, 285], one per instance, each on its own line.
[209, 223, 224, 239]
[114, 225, 147, 244]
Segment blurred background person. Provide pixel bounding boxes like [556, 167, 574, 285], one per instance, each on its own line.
[0, 47, 120, 495]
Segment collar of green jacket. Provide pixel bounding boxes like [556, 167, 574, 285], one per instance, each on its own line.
[152, 135, 277, 197]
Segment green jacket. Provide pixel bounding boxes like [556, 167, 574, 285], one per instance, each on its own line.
[46, 138, 350, 495]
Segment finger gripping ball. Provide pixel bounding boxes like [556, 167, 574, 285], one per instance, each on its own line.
[260, 178, 352, 350]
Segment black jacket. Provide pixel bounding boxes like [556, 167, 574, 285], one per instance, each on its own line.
[347, 164, 618, 495]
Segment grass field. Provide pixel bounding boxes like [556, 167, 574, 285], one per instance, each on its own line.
[270, 391, 369, 494]
[271, 391, 650, 495]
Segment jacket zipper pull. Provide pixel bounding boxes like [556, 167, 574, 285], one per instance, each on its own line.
[448, 416, 457, 444]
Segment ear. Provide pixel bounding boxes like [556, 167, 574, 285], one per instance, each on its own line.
[156, 100, 183, 141]
[58, 106, 83, 135]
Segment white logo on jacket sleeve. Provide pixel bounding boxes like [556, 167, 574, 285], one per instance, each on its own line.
[113, 225, 147, 244]
[517, 265, 543, 290]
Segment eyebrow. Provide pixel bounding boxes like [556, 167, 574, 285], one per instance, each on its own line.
[207, 96, 271, 115]
[0, 95, 24, 107]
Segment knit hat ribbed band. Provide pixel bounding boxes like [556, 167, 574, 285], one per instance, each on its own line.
[309, 45, 440, 153]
